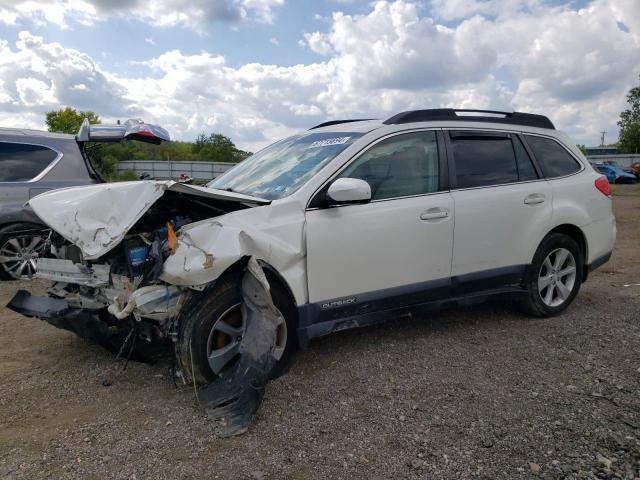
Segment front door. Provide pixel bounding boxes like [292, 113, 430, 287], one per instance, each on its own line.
[305, 130, 454, 315]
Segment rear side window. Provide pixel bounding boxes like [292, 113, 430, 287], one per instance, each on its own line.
[450, 132, 538, 189]
[0, 143, 59, 182]
[524, 135, 581, 178]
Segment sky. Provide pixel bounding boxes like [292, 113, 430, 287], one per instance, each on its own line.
[0, 0, 638, 151]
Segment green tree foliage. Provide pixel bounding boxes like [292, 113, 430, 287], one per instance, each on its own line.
[45, 107, 100, 134]
[192, 133, 239, 162]
[618, 76, 640, 154]
[576, 144, 587, 155]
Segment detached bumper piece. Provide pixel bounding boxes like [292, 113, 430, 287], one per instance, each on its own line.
[6, 290, 168, 362]
[7, 289, 69, 318]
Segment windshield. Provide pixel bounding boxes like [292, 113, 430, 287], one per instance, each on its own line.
[208, 131, 363, 200]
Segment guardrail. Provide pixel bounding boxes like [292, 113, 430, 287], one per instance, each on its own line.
[116, 160, 235, 180]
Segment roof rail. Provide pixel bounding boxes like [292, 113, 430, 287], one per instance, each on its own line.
[309, 119, 373, 130]
[382, 109, 555, 130]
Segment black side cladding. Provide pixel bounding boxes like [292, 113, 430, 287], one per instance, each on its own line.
[196, 258, 280, 437]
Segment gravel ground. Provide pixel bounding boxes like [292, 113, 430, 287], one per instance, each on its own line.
[1, 185, 639, 480]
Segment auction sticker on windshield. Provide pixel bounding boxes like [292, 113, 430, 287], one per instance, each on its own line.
[308, 136, 351, 148]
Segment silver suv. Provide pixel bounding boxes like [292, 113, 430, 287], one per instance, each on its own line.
[0, 120, 169, 279]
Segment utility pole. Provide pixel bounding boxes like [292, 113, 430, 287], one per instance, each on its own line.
[600, 131, 606, 146]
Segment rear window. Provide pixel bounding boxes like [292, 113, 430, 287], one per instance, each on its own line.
[0, 142, 59, 182]
[450, 132, 540, 189]
[524, 135, 581, 178]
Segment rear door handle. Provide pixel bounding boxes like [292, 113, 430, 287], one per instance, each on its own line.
[524, 193, 545, 205]
[420, 207, 449, 221]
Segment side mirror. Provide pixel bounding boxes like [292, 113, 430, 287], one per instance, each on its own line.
[326, 178, 371, 205]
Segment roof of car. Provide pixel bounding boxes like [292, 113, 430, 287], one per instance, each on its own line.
[309, 109, 557, 134]
[0, 127, 74, 140]
[308, 119, 383, 133]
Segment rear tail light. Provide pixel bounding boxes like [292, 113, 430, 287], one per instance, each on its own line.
[595, 176, 612, 197]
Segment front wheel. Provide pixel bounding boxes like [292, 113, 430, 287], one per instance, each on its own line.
[520, 233, 584, 317]
[177, 276, 297, 385]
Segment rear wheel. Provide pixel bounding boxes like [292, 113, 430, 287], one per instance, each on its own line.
[521, 233, 583, 317]
[0, 223, 49, 280]
[177, 276, 296, 384]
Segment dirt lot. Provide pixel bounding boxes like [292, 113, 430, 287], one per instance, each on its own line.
[1, 186, 639, 480]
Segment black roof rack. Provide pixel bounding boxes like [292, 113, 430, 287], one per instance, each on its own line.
[309, 119, 373, 130]
[382, 109, 555, 130]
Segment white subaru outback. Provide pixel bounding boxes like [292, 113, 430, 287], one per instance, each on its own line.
[9, 109, 615, 389]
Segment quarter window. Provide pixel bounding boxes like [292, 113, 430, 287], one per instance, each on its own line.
[524, 135, 581, 178]
[339, 131, 439, 200]
[0, 143, 59, 182]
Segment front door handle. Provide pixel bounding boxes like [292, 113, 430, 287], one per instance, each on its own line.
[524, 193, 545, 205]
[420, 207, 449, 221]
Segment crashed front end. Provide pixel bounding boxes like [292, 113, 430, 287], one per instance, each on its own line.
[6, 180, 275, 363]
[7, 180, 302, 434]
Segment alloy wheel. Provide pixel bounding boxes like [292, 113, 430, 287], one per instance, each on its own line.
[205, 302, 288, 376]
[537, 247, 577, 308]
[0, 234, 47, 280]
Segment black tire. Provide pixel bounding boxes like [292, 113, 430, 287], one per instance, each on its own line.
[176, 275, 297, 385]
[0, 223, 49, 280]
[520, 233, 584, 317]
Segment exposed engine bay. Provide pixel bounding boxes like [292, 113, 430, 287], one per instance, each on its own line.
[10, 190, 250, 360]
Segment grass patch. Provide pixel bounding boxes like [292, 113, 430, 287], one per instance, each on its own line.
[611, 184, 640, 197]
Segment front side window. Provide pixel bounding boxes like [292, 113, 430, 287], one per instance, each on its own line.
[208, 131, 363, 200]
[339, 131, 439, 200]
[524, 135, 581, 178]
[0, 143, 59, 182]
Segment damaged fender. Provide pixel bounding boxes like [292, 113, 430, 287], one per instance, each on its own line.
[195, 257, 281, 437]
[161, 203, 308, 306]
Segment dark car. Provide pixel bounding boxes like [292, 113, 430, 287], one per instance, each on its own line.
[594, 163, 636, 184]
[0, 119, 169, 280]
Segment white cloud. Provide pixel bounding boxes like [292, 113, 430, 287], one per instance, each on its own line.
[0, 31, 128, 117]
[0, 0, 285, 31]
[0, 0, 638, 150]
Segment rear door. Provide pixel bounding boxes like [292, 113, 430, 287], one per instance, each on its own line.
[446, 130, 552, 291]
[0, 142, 62, 207]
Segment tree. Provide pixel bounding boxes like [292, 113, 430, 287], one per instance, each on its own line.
[45, 107, 101, 134]
[576, 144, 587, 155]
[195, 133, 242, 162]
[618, 76, 640, 154]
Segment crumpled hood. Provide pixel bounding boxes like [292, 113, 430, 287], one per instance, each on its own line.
[28, 180, 269, 259]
